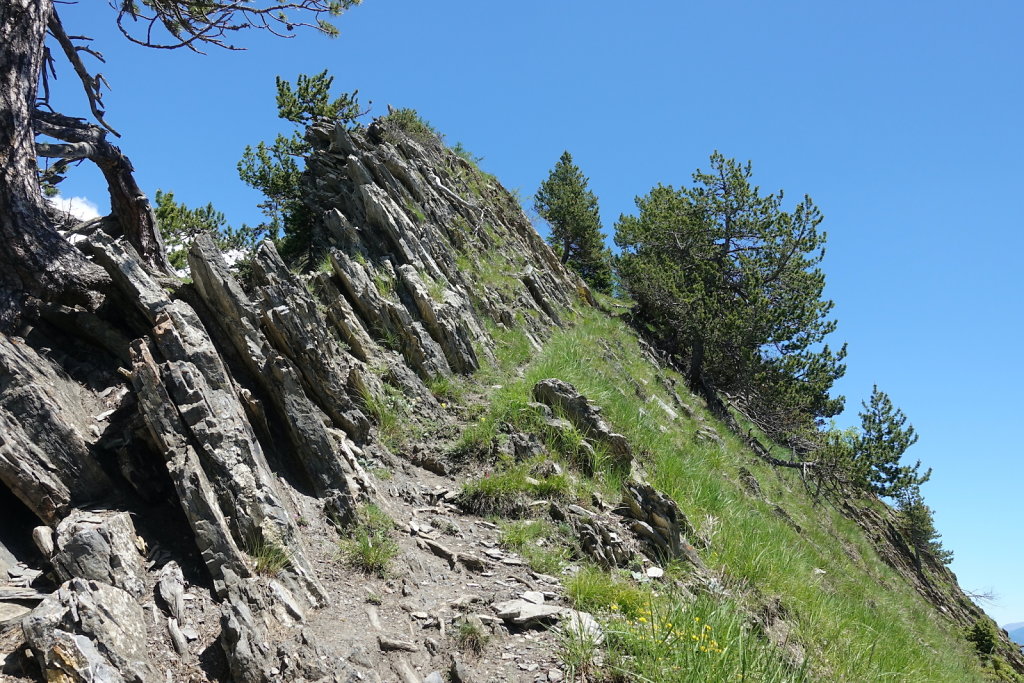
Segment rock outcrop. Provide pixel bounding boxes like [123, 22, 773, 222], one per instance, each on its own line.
[0, 116, 594, 681]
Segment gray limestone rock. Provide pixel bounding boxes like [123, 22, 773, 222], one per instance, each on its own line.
[532, 379, 632, 469]
[23, 578, 156, 683]
[620, 480, 704, 569]
[188, 235, 369, 525]
[0, 334, 111, 524]
[52, 510, 147, 598]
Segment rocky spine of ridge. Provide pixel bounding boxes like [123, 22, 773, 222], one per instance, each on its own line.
[0, 116, 606, 682]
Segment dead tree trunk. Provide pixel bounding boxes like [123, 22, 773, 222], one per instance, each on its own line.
[0, 0, 110, 333]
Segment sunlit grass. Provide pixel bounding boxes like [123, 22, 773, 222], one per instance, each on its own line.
[455, 304, 988, 682]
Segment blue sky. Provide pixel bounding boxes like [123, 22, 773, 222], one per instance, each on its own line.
[47, 1, 1023, 625]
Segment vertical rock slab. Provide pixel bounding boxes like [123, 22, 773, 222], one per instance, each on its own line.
[145, 314, 328, 606]
[86, 234, 326, 605]
[397, 265, 479, 374]
[0, 335, 110, 524]
[130, 339, 249, 593]
[187, 236, 368, 525]
[248, 241, 370, 441]
[330, 249, 451, 380]
[310, 271, 376, 363]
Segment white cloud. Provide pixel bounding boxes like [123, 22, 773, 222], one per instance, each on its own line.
[47, 194, 101, 221]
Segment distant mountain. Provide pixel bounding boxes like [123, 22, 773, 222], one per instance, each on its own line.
[1006, 624, 1024, 645]
[1005, 622, 1024, 631]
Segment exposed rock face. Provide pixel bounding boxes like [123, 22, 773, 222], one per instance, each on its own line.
[532, 379, 632, 469]
[0, 117, 596, 682]
[23, 578, 156, 683]
[303, 120, 587, 370]
[0, 334, 111, 524]
[530, 379, 704, 568]
[52, 511, 147, 598]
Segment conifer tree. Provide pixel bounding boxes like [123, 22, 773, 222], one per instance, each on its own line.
[238, 70, 365, 259]
[615, 152, 846, 438]
[533, 152, 613, 293]
[856, 386, 930, 496]
[897, 485, 954, 569]
[153, 191, 260, 271]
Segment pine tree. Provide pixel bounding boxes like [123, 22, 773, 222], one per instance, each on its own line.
[533, 152, 613, 293]
[238, 70, 365, 259]
[153, 191, 260, 271]
[856, 386, 930, 497]
[897, 485, 954, 569]
[615, 152, 846, 439]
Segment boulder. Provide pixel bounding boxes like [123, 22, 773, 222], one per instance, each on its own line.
[23, 578, 156, 683]
[52, 510, 147, 598]
[532, 379, 632, 469]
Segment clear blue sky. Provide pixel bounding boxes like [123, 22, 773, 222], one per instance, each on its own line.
[47, 1, 1023, 626]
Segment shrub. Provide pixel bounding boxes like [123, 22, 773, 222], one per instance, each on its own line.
[384, 107, 442, 145]
[966, 619, 998, 657]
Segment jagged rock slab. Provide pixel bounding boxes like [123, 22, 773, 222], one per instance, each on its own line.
[621, 480, 704, 568]
[532, 379, 632, 469]
[188, 235, 369, 524]
[52, 510, 147, 598]
[23, 578, 156, 683]
[247, 241, 370, 441]
[0, 335, 111, 523]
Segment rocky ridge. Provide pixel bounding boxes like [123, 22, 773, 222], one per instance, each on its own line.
[1, 114, 1022, 682]
[0, 116, 702, 682]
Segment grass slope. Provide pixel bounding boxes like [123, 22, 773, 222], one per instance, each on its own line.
[454, 298, 992, 682]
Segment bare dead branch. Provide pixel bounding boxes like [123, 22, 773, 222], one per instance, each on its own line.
[32, 109, 171, 275]
[46, 10, 119, 136]
[112, 0, 358, 51]
[36, 141, 100, 159]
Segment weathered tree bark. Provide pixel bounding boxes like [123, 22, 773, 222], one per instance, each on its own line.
[0, 0, 110, 333]
[34, 110, 171, 276]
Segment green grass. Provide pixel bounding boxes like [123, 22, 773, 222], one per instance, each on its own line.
[404, 198, 427, 223]
[371, 269, 396, 298]
[499, 519, 573, 574]
[426, 373, 465, 404]
[339, 504, 399, 577]
[458, 459, 573, 517]
[455, 618, 490, 654]
[317, 252, 332, 273]
[358, 383, 411, 449]
[604, 594, 808, 683]
[425, 273, 447, 304]
[455, 304, 991, 682]
[384, 107, 442, 145]
[243, 532, 292, 576]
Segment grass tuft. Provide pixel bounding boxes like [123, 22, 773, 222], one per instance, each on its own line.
[458, 460, 572, 518]
[339, 504, 399, 577]
[244, 532, 292, 576]
[455, 618, 490, 655]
